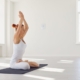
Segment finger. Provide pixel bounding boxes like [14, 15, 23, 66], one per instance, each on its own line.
[19, 11, 21, 13]
[19, 11, 22, 14]
[20, 12, 23, 15]
[19, 11, 21, 15]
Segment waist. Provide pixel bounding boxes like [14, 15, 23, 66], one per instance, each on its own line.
[13, 43, 27, 50]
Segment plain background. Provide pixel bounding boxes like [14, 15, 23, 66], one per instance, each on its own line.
[1, 0, 80, 57]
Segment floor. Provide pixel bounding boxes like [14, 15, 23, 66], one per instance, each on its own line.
[0, 57, 80, 80]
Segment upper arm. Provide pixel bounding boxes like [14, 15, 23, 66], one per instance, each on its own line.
[24, 25, 29, 32]
[16, 25, 22, 34]
[13, 27, 21, 41]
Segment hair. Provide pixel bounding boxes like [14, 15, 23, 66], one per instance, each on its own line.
[12, 24, 24, 28]
[12, 24, 18, 28]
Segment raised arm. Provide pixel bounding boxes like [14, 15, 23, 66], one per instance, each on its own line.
[16, 19, 23, 32]
[19, 11, 29, 32]
[23, 18, 29, 32]
[16, 11, 24, 33]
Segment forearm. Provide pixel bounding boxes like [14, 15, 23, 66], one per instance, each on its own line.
[19, 19, 23, 27]
[17, 19, 23, 31]
[23, 19, 29, 30]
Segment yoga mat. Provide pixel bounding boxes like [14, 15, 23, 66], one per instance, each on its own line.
[0, 64, 48, 74]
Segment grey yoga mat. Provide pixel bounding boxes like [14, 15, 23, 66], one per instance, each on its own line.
[0, 64, 48, 74]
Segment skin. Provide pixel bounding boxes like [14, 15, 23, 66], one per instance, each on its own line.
[13, 11, 39, 68]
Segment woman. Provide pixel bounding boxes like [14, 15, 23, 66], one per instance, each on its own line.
[10, 11, 39, 70]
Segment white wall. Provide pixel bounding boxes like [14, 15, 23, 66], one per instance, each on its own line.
[0, 46, 2, 57]
[7, 0, 79, 57]
[6, 0, 14, 57]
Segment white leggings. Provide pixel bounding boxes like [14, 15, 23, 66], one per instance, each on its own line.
[10, 62, 30, 70]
